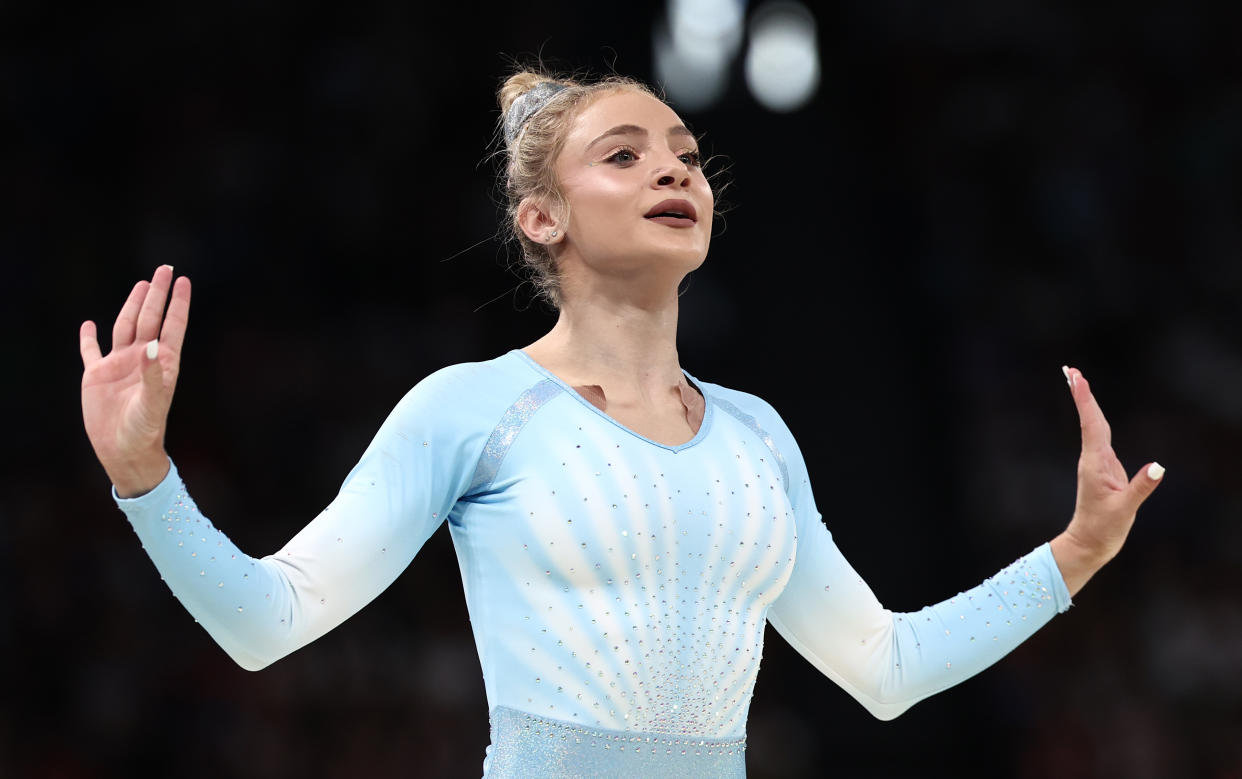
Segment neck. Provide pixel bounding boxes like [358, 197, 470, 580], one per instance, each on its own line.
[524, 283, 684, 397]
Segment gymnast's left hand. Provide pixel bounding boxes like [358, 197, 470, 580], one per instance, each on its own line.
[1050, 366, 1163, 596]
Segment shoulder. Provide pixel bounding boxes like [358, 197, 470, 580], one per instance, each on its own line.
[406, 352, 533, 396]
[694, 374, 818, 503]
[693, 376, 793, 437]
[385, 350, 555, 434]
[694, 374, 809, 471]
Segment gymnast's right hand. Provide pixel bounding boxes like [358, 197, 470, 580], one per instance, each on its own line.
[80, 265, 192, 498]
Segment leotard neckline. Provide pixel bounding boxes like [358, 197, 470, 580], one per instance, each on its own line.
[510, 349, 714, 454]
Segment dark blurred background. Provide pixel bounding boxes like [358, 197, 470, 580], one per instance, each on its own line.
[3, 1, 1241, 777]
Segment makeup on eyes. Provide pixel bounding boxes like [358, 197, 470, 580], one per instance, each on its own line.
[590, 144, 702, 168]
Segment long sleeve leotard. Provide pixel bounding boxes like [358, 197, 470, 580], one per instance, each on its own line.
[113, 350, 1072, 777]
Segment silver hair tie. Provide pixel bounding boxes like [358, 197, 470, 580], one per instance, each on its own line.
[504, 82, 567, 145]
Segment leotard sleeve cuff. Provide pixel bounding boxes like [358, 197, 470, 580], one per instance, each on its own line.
[1034, 540, 1074, 613]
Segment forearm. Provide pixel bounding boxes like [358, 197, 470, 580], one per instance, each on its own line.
[874, 543, 1072, 712]
[770, 542, 1073, 720]
[115, 447, 449, 671]
[114, 462, 302, 670]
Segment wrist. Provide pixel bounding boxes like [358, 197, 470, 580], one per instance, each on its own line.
[108, 451, 172, 498]
[1049, 531, 1111, 598]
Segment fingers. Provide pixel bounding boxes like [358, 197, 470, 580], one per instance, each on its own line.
[135, 265, 175, 344]
[1126, 461, 1165, 511]
[1064, 365, 1164, 509]
[79, 320, 102, 367]
[1064, 366, 1111, 452]
[158, 276, 192, 356]
[111, 280, 149, 350]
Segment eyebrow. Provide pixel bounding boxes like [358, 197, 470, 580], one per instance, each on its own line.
[585, 124, 696, 152]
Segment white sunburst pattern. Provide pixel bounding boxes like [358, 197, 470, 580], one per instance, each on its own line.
[687, 424, 796, 734]
[456, 389, 798, 739]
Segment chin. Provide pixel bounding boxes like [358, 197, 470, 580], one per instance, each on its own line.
[630, 245, 705, 277]
[667, 244, 709, 272]
[576, 239, 709, 284]
[644, 232, 709, 265]
[681, 250, 709, 273]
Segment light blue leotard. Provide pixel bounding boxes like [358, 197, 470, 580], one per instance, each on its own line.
[113, 350, 1072, 777]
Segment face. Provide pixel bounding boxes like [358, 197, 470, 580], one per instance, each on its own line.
[542, 90, 714, 296]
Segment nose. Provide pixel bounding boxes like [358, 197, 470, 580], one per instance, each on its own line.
[652, 170, 690, 188]
[651, 154, 693, 189]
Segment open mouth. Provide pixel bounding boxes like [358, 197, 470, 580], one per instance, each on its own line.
[644, 199, 698, 227]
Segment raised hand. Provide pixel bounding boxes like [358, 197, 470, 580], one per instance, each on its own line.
[80, 265, 192, 497]
[1050, 366, 1163, 596]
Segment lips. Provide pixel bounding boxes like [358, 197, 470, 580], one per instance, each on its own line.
[644, 199, 698, 227]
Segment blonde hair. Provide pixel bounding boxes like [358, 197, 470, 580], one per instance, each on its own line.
[497, 69, 657, 308]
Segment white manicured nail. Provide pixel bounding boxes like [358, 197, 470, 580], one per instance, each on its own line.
[1061, 365, 1071, 387]
[1147, 462, 1165, 480]
[146, 339, 159, 360]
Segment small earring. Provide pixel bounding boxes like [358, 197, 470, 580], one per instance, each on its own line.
[549, 230, 558, 239]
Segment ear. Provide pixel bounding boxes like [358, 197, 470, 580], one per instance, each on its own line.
[517, 197, 563, 245]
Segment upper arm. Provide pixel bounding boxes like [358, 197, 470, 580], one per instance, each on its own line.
[257, 364, 490, 657]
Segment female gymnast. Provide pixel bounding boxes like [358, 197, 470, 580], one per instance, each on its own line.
[78, 69, 1164, 777]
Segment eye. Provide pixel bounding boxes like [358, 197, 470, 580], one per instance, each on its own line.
[678, 149, 702, 167]
[604, 147, 639, 165]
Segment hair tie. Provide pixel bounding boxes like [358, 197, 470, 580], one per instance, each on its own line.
[504, 82, 568, 145]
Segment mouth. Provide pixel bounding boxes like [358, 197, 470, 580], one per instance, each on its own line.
[644, 199, 698, 228]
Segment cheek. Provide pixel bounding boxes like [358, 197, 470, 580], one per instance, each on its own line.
[695, 180, 715, 231]
[697, 175, 714, 205]
[564, 178, 636, 231]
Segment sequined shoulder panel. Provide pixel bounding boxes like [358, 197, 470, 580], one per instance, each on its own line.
[708, 396, 790, 493]
[467, 379, 563, 495]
